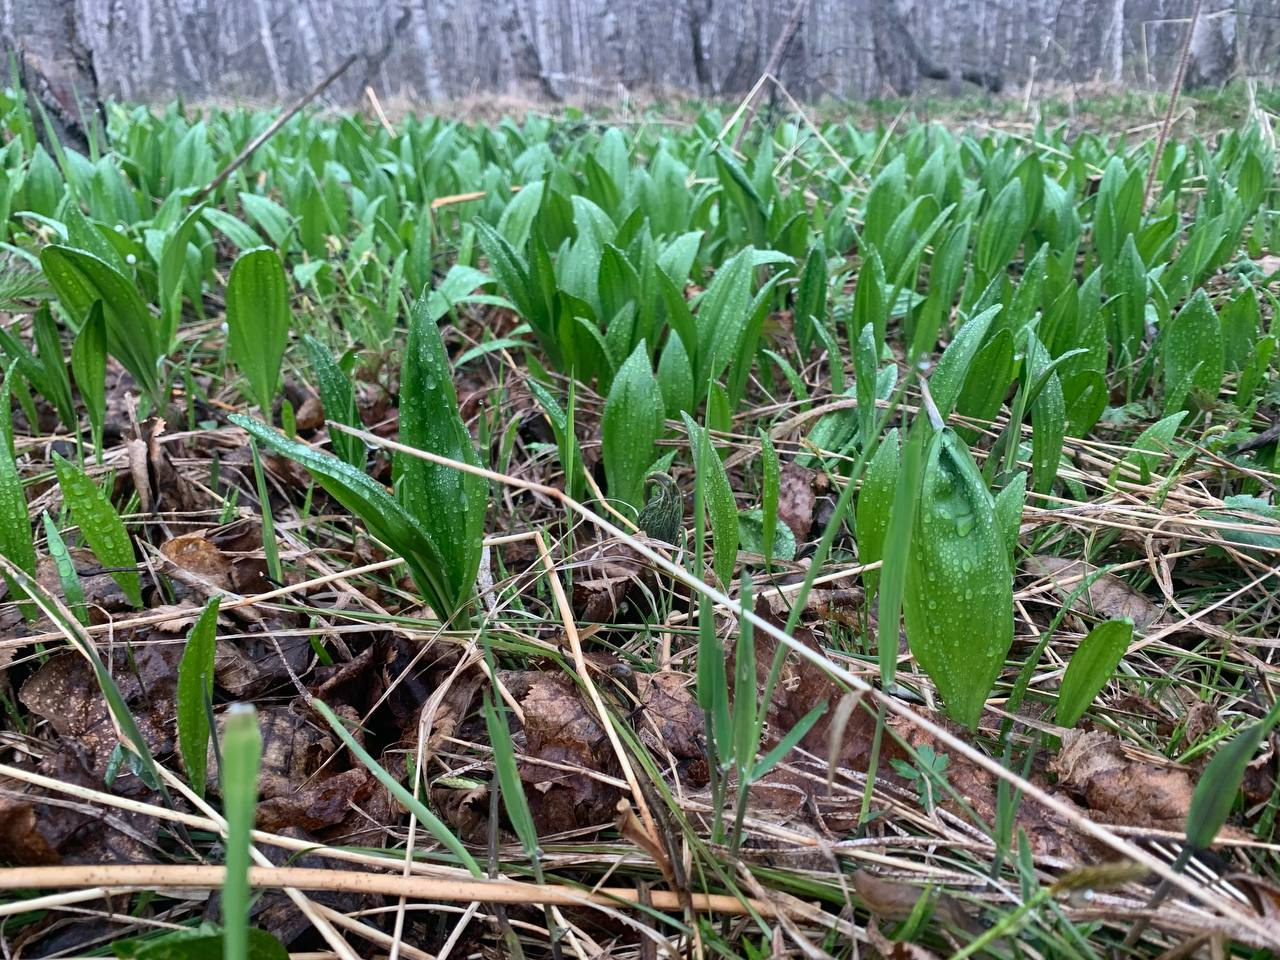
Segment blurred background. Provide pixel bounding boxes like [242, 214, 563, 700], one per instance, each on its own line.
[6, 0, 1280, 120]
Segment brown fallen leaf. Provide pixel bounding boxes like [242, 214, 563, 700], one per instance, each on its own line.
[204, 705, 376, 835]
[518, 672, 621, 834]
[160, 533, 235, 591]
[852, 869, 984, 938]
[35, 547, 131, 620]
[1050, 729, 1211, 832]
[634, 671, 704, 773]
[1024, 556, 1162, 628]
[20, 646, 179, 776]
[0, 748, 159, 865]
[777, 462, 817, 540]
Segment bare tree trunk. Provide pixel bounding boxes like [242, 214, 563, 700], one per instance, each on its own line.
[0, 0, 101, 152]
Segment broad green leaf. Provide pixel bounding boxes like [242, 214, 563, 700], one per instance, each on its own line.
[40, 244, 163, 403]
[112, 926, 287, 960]
[396, 290, 487, 615]
[1056, 618, 1133, 728]
[1162, 289, 1223, 413]
[856, 426, 899, 600]
[52, 452, 142, 607]
[738, 508, 796, 562]
[229, 414, 456, 618]
[904, 428, 1012, 730]
[226, 246, 290, 418]
[71, 303, 107, 457]
[0, 368, 35, 611]
[301, 335, 363, 468]
[993, 471, 1026, 564]
[684, 413, 738, 586]
[929, 304, 1001, 419]
[602, 342, 665, 510]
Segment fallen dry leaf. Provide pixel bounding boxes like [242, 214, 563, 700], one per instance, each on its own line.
[1024, 556, 1162, 628]
[777, 462, 817, 540]
[1050, 729, 1201, 831]
[0, 748, 159, 865]
[160, 533, 235, 591]
[518, 672, 621, 834]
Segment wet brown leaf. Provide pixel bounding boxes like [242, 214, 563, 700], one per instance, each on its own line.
[160, 534, 235, 591]
[1050, 729, 1202, 831]
[519, 673, 621, 834]
[1024, 556, 1162, 628]
[0, 749, 159, 865]
[777, 462, 816, 540]
[20, 646, 179, 775]
[36, 547, 131, 619]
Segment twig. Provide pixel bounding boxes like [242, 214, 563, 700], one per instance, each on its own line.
[1142, 0, 1203, 213]
[365, 84, 397, 136]
[196, 54, 357, 202]
[0, 865, 784, 919]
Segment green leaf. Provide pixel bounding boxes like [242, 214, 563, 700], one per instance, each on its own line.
[879, 422, 926, 688]
[1122, 411, 1187, 480]
[71, 302, 107, 458]
[0, 367, 35, 610]
[1162, 289, 1224, 413]
[954, 328, 1014, 442]
[738, 508, 796, 562]
[396, 290, 487, 615]
[41, 512, 86, 625]
[221, 704, 261, 960]
[656, 332, 695, 419]
[993, 471, 1027, 565]
[177, 597, 220, 798]
[856, 426, 899, 600]
[226, 246, 291, 418]
[732, 575, 757, 776]
[52, 452, 142, 607]
[300, 335, 363, 468]
[602, 342, 665, 510]
[759, 430, 780, 565]
[40, 244, 163, 403]
[903, 428, 1012, 729]
[1185, 699, 1280, 850]
[684, 413, 738, 586]
[483, 691, 542, 874]
[1056, 618, 1133, 728]
[929, 304, 1002, 419]
[113, 926, 287, 960]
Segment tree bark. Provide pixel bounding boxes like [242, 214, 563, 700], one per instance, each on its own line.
[0, 0, 100, 152]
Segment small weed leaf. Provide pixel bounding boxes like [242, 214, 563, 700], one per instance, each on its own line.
[1186, 699, 1280, 850]
[177, 597, 220, 798]
[1056, 618, 1133, 728]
